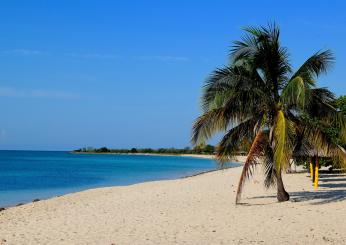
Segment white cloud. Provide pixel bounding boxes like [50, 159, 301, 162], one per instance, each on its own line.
[0, 87, 80, 100]
[4, 49, 50, 56]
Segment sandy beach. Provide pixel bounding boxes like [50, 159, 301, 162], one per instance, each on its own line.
[1, 164, 345, 245]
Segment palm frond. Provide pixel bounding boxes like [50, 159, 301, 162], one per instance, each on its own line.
[191, 107, 228, 145]
[230, 34, 258, 63]
[250, 26, 291, 93]
[281, 76, 305, 109]
[202, 66, 242, 111]
[216, 116, 262, 164]
[202, 65, 268, 111]
[305, 88, 346, 141]
[235, 130, 266, 204]
[302, 122, 346, 168]
[194, 83, 270, 147]
[292, 50, 334, 83]
[242, 26, 264, 38]
[306, 88, 336, 117]
[273, 110, 294, 172]
[329, 145, 346, 169]
[262, 144, 276, 188]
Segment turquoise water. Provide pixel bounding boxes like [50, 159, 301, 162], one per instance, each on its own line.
[0, 151, 238, 207]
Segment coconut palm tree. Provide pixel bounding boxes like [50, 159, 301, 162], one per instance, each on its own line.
[191, 24, 346, 204]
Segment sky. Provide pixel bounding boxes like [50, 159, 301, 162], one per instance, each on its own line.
[1, 0, 346, 150]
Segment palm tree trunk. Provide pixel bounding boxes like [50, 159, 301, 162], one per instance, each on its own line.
[276, 170, 289, 202]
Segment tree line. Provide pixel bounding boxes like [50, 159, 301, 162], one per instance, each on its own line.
[73, 144, 228, 155]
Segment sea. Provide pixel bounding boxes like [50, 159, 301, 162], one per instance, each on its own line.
[0, 150, 239, 207]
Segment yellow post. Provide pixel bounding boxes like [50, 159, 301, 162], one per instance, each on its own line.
[314, 157, 319, 190]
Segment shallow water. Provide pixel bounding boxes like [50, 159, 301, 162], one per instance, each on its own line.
[0, 151, 238, 207]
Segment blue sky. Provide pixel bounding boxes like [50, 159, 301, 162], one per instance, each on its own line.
[1, 0, 346, 150]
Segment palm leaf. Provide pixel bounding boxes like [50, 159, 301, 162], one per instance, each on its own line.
[235, 130, 266, 204]
[216, 116, 262, 164]
[302, 121, 346, 168]
[262, 144, 276, 188]
[273, 110, 294, 172]
[202, 65, 267, 111]
[191, 107, 228, 145]
[306, 88, 346, 141]
[281, 76, 306, 109]
[292, 50, 334, 83]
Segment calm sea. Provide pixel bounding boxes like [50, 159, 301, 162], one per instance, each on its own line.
[0, 151, 238, 207]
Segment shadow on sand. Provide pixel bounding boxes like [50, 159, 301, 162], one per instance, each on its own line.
[290, 173, 346, 205]
[245, 173, 346, 205]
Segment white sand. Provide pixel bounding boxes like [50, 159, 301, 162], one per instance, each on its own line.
[1, 166, 346, 244]
[182, 154, 247, 163]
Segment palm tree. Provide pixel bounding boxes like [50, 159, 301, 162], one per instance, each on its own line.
[191, 24, 346, 204]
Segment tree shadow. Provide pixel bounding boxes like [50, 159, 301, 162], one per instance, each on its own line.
[290, 174, 346, 204]
[245, 174, 346, 205]
[290, 189, 346, 204]
[319, 174, 346, 178]
[319, 178, 346, 182]
[319, 183, 346, 188]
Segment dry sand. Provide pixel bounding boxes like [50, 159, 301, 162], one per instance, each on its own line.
[1, 165, 346, 244]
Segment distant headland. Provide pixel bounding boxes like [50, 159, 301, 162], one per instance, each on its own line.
[72, 145, 223, 155]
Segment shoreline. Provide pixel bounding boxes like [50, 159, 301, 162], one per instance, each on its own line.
[72, 151, 217, 158]
[72, 151, 248, 163]
[1, 155, 245, 209]
[1, 164, 346, 244]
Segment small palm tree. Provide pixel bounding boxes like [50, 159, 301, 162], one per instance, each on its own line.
[192, 24, 346, 203]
